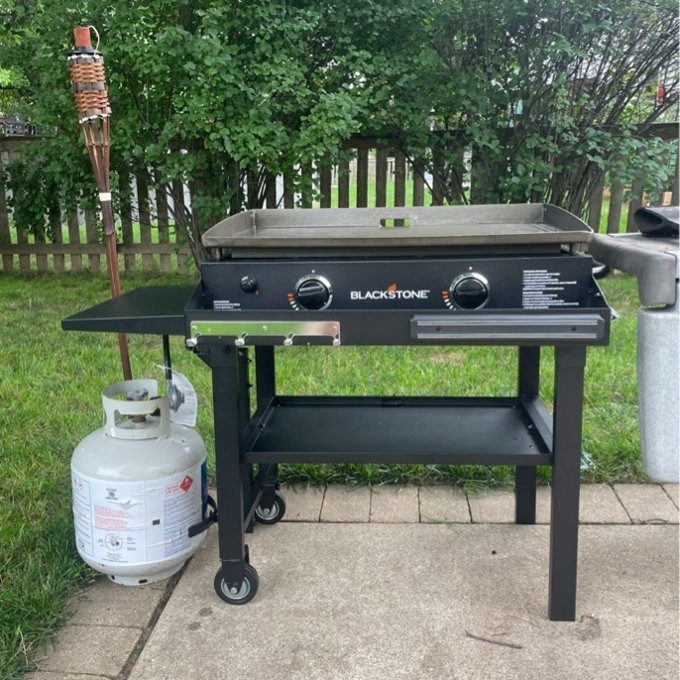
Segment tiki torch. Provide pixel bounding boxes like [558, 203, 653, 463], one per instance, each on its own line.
[68, 26, 132, 380]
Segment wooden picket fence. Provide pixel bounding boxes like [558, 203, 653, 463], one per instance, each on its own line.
[0, 126, 677, 275]
[0, 138, 194, 275]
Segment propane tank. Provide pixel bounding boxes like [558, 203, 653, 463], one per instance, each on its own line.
[71, 379, 208, 585]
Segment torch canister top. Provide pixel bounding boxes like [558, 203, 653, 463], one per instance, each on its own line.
[68, 26, 111, 122]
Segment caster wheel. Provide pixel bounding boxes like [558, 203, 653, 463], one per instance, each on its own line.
[254, 490, 286, 525]
[214, 563, 259, 605]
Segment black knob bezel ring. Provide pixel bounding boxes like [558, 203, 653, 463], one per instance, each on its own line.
[294, 274, 333, 311]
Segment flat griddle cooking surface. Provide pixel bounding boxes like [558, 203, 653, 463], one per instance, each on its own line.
[202, 204, 592, 256]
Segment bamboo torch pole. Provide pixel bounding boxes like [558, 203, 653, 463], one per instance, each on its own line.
[68, 26, 132, 380]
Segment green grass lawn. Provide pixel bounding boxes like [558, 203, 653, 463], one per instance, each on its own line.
[0, 268, 642, 677]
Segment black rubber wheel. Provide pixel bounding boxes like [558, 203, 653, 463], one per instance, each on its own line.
[254, 490, 286, 525]
[214, 563, 259, 604]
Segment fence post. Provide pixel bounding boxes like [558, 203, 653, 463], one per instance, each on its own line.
[412, 159, 425, 207]
[431, 145, 446, 206]
[118, 170, 135, 273]
[67, 205, 82, 272]
[264, 172, 278, 208]
[626, 179, 644, 232]
[247, 168, 259, 208]
[155, 176, 171, 273]
[375, 146, 388, 207]
[394, 149, 406, 207]
[84, 209, 101, 272]
[319, 160, 332, 208]
[337, 159, 350, 208]
[586, 170, 605, 232]
[283, 168, 295, 209]
[607, 181, 625, 234]
[137, 170, 154, 273]
[17, 222, 29, 274]
[356, 147, 369, 208]
[0, 173, 13, 273]
[49, 199, 63, 274]
[170, 179, 190, 275]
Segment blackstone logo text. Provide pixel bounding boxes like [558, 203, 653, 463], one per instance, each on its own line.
[350, 285, 431, 301]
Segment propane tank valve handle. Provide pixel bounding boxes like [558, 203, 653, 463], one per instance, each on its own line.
[126, 388, 151, 423]
[126, 388, 149, 401]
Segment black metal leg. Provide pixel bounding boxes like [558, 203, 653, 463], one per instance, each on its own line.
[209, 345, 249, 586]
[515, 466, 536, 524]
[235, 348, 257, 533]
[516, 346, 540, 524]
[253, 347, 280, 518]
[255, 346, 276, 408]
[518, 346, 540, 397]
[236, 347, 251, 431]
[548, 345, 586, 621]
[257, 467, 279, 509]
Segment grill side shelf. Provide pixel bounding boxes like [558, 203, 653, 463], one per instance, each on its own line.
[62, 285, 194, 335]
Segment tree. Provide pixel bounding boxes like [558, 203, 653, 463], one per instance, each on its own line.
[378, 0, 678, 216]
[0, 0, 677, 264]
[1, 0, 429, 263]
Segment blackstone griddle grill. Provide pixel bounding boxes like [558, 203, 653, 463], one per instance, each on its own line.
[63, 204, 611, 621]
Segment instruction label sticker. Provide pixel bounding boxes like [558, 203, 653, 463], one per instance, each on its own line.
[214, 299, 241, 311]
[521, 269, 580, 309]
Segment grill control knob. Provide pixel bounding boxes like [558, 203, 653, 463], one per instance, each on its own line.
[449, 273, 489, 310]
[294, 275, 332, 310]
[240, 275, 258, 293]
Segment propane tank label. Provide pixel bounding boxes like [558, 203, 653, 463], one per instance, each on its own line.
[72, 465, 203, 565]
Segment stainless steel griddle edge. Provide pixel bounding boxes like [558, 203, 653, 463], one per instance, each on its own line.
[202, 204, 593, 255]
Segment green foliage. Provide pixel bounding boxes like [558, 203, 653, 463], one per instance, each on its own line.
[386, 0, 679, 212]
[1, 0, 433, 253]
[0, 0, 677, 251]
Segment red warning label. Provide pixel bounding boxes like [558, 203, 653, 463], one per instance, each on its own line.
[179, 475, 194, 492]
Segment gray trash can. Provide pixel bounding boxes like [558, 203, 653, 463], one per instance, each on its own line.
[589, 207, 679, 483]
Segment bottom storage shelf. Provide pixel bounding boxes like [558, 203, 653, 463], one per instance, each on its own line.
[244, 396, 552, 465]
